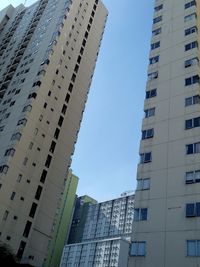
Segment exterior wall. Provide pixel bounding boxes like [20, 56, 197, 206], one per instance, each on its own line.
[129, 1, 200, 267]
[0, 0, 108, 266]
[68, 195, 97, 244]
[44, 170, 79, 267]
[60, 238, 129, 267]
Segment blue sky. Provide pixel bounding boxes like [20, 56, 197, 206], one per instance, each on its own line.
[0, 0, 154, 201]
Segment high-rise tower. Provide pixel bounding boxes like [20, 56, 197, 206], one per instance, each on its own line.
[0, 0, 107, 266]
[129, 1, 200, 266]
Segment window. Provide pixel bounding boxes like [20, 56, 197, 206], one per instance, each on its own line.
[3, 210, 9, 221]
[71, 73, 76, 82]
[29, 203, 37, 218]
[186, 203, 200, 217]
[152, 27, 161, 36]
[35, 185, 43, 200]
[49, 141, 56, 153]
[151, 41, 160, 50]
[45, 155, 52, 168]
[0, 165, 9, 174]
[154, 4, 163, 12]
[23, 221, 32, 238]
[185, 75, 199, 86]
[4, 148, 15, 157]
[153, 16, 162, 24]
[185, 117, 200, 129]
[185, 26, 197, 36]
[10, 192, 16, 200]
[142, 128, 154, 139]
[144, 107, 155, 118]
[184, 13, 196, 22]
[61, 104, 67, 115]
[130, 242, 146, 257]
[54, 128, 60, 139]
[22, 105, 32, 112]
[17, 174, 22, 182]
[149, 55, 159, 64]
[186, 142, 200, 154]
[40, 169, 47, 183]
[58, 116, 64, 127]
[187, 240, 200, 256]
[65, 93, 70, 103]
[17, 118, 27, 126]
[17, 241, 26, 259]
[23, 157, 28, 166]
[146, 89, 157, 99]
[134, 208, 148, 221]
[185, 41, 198, 51]
[186, 170, 200, 184]
[185, 1, 196, 9]
[68, 83, 73, 92]
[185, 57, 199, 68]
[185, 95, 200, 106]
[148, 71, 158, 81]
[140, 152, 152, 163]
[137, 178, 150, 190]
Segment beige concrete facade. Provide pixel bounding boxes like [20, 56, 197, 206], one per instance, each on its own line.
[129, 0, 200, 267]
[0, 0, 107, 266]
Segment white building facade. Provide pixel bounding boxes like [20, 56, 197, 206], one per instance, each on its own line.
[129, 0, 200, 266]
[0, 0, 107, 266]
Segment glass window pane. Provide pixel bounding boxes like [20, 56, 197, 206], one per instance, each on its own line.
[141, 208, 148, 221]
[195, 142, 200, 153]
[137, 180, 143, 190]
[186, 203, 195, 217]
[187, 240, 196, 256]
[195, 171, 200, 182]
[134, 209, 140, 221]
[130, 242, 138, 256]
[186, 172, 194, 183]
[143, 178, 150, 190]
[138, 242, 146, 256]
[196, 203, 200, 217]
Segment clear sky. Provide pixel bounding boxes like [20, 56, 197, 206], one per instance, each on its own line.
[0, 0, 154, 202]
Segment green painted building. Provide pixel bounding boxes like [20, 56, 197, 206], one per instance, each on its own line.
[44, 170, 79, 267]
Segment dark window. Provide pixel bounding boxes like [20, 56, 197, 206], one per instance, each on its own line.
[45, 155, 52, 168]
[140, 152, 152, 163]
[65, 93, 70, 103]
[142, 129, 154, 139]
[40, 169, 47, 183]
[58, 116, 64, 127]
[77, 55, 81, 64]
[29, 203, 37, 218]
[35, 185, 43, 200]
[74, 64, 79, 73]
[154, 4, 163, 11]
[68, 83, 73, 93]
[185, 41, 198, 51]
[54, 128, 60, 139]
[71, 73, 76, 82]
[61, 104, 67, 115]
[43, 102, 47, 108]
[49, 141, 56, 153]
[146, 89, 157, 99]
[153, 16, 162, 24]
[185, 0, 196, 9]
[17, 241, 26, 259]
[23, 221, 32, 238]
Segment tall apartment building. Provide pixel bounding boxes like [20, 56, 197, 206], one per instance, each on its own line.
[68, 195, 98, 244]
[0, 0, 107, 266]
[60, 193, 134, 267]
[129, 0, 200, 266]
